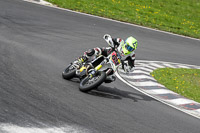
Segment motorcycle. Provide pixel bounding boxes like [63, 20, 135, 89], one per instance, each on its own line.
[62, 34, 122, 92]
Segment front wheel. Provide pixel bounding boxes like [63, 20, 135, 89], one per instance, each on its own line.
[79, 71, 106, 92]
[62, 64, 76, 80]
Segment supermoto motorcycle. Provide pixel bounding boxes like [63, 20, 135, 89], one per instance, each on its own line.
[62, 35, 122, 92]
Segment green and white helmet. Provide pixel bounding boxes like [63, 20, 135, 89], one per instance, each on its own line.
[122, 36, 137, 55]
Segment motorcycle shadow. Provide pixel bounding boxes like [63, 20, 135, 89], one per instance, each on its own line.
[87, 85, 154, 102]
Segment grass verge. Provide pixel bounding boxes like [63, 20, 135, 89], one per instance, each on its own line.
[45, 0, 200, 39]
[151, 68, 200, 103]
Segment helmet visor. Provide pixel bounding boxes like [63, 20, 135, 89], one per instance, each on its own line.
[125, 43, 134, 52]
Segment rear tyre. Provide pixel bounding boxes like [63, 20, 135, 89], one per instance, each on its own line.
[62, 64, 76, 80]
[79, 71, 106, 92]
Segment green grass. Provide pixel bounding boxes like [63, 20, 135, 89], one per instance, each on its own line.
[46, 0, 200, 38]
[151, 68, 200, 103]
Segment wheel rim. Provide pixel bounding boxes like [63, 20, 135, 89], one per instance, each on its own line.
[85, 75, 100, 86]
[65, 65, 75, 73]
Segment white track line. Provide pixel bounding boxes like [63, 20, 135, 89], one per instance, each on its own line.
[176, 65, 190, 68]
[115, 71, 200, 119]
[132, 81, 165, 87]
[163, 63, 177, 68]
[150, 63, 165, 68]
[121, 75, 157, 82]
[119, 69, 151, 75]
[137, 60, 200, 68]
[133, 70, 150, 75]
[128, 75, 156, 80]
[166, 98, 198, 105]
[116, 61, 200, 119]
[24, 0, 200, 41]
[0, 124, 91, 133]
[141, 65, 157, 70]
[145, 89, 176, 94]
[137, 67, 154, 72]
[196, 109, 200, 113]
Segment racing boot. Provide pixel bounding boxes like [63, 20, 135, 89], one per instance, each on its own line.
[73, 55, 88, 68]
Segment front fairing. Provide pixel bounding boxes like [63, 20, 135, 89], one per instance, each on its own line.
[108, 51, 122, 71]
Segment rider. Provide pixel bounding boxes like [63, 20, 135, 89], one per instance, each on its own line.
[75, 34, 138, 82]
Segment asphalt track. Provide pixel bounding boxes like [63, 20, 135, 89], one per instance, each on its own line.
[0, 0, 200, 132]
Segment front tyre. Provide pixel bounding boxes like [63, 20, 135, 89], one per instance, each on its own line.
[79, 71, 106, 92]
[62, 64, 76, 80]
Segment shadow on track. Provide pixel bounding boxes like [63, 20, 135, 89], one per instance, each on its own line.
[67, 78, 154, 102]
[87, 85, 154, 102]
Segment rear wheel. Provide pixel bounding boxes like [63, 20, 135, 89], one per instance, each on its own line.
[62, 64, 76, 80]
[79, 71, 106, 92]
